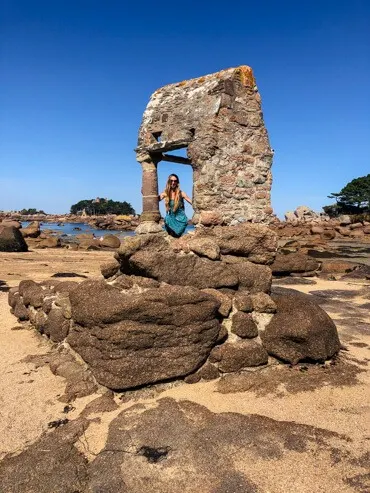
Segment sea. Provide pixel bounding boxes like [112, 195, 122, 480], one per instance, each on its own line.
[21, 222, 194, 238]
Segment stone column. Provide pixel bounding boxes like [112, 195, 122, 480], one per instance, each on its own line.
[136, 152, 163, 234]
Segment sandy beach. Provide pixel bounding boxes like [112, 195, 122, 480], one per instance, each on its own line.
[0, 248, 369, 492]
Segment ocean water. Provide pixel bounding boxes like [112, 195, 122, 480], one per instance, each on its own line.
[21, 222, 194, 238]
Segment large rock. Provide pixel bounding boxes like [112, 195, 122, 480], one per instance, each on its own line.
[36, 236, 61, 248]
[0, 226, 28, 252]
[271, 252, 319, 275]
[67, 280, 221, 389]
[203, 223, 277, 264]
[0, 219, 21, 229]
[117, 232, 274, 291]
[261, 287, 340, 364]
[129, 249, 239, 289]
[100, 234, 121, 249]
[320, 260, 358, 274]
[21, 221, 40, 238]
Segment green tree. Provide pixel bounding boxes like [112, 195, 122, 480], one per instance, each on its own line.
[19, 208, 46, 215]
[70, 198, 135, 216]
[326, 174, 370, 215]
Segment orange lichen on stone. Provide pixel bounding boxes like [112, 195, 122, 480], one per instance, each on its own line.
[234, 66, 255, 87]
[160, 66, 254, 91]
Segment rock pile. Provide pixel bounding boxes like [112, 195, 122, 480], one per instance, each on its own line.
[272, 211, 370, 241]
[0, 218, 123, 251]
[0, 213, 139, 230]
[9, 223, 341, 391]
[88, 215, 139, 231]
[284, 206, 330, 223]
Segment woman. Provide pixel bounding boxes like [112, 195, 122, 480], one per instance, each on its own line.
[159, 173, 192, 238]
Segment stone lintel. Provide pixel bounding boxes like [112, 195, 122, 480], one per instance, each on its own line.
[136, 138, 193, 154]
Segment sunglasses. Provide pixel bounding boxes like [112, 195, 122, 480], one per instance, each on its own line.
[170, 179, 178, 183]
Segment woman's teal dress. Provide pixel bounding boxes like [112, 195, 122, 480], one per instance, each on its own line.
[164, 196, 188, 238]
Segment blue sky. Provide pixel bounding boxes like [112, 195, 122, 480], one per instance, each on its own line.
[1, 0, 369, 219]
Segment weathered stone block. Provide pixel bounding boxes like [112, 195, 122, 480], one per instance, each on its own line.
[217, 341, 268, 372]
[231, 312, 258, 338]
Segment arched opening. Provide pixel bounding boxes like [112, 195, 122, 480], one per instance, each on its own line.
[157, 147, 194, 220]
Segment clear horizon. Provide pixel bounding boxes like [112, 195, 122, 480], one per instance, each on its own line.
[1, 0, 369, 219]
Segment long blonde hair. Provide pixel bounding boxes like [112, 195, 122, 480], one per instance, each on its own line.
[164, 174, 181, 212]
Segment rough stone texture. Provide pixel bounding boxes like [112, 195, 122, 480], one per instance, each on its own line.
[67, 280, 221, 389]
[271, 252, 320, 275]
[100, 234, 121, 249]
[231, 312, 258, 338]
[217, 341, 268, 372]
[187, 237, 221, 260]
[0, 419, 89, 493]
[117, 230, 274, 291]
[21, 282, 45, 308]
[136, 66, 273, 228]
[13, 301, 29, 321]
[202, 288, 232, 316]
[20, 221, 40, 238]
[320, 230, 336, 240]
[0, 225, 28, 252]
[261, 287, 341, 364]
[129, 247, 239, 289]
[37, 236, 61, 248]
[208, 223, 277, 264]
[53, 280, 79, 295]
[48, 351, 98, 401]
[230, 261, 272, 293]
[320, 260, 358, 274]
[234, 291, 253, 312]
[0, 219, 21, 229]
[1, 398, 367, 493]
[196, 361, 220, 380]
[44, 308, 70, 342]
[101, 259, 121, 279]
[250, 292, 277, 313]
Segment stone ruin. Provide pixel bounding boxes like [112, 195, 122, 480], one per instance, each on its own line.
[136, 66, 274, 233]
[7, 67, 341, 393]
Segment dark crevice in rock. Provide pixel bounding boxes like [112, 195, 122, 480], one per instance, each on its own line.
[137, 445, 171, 463]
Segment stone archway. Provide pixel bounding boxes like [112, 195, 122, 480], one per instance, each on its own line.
[135, 66, 274, 234]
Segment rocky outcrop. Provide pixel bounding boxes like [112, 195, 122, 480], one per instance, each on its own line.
[284, 205, 330, 223]
[0, 225, 28, 252]
[8, 223, 342, 391]
[272, 214, 370, 241]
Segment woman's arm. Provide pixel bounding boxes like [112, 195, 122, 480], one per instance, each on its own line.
[158, 192, 166, 201]
[181, 191, 192, 205]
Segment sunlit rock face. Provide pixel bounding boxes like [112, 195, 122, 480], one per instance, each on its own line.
[137, 66, 274, 226]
